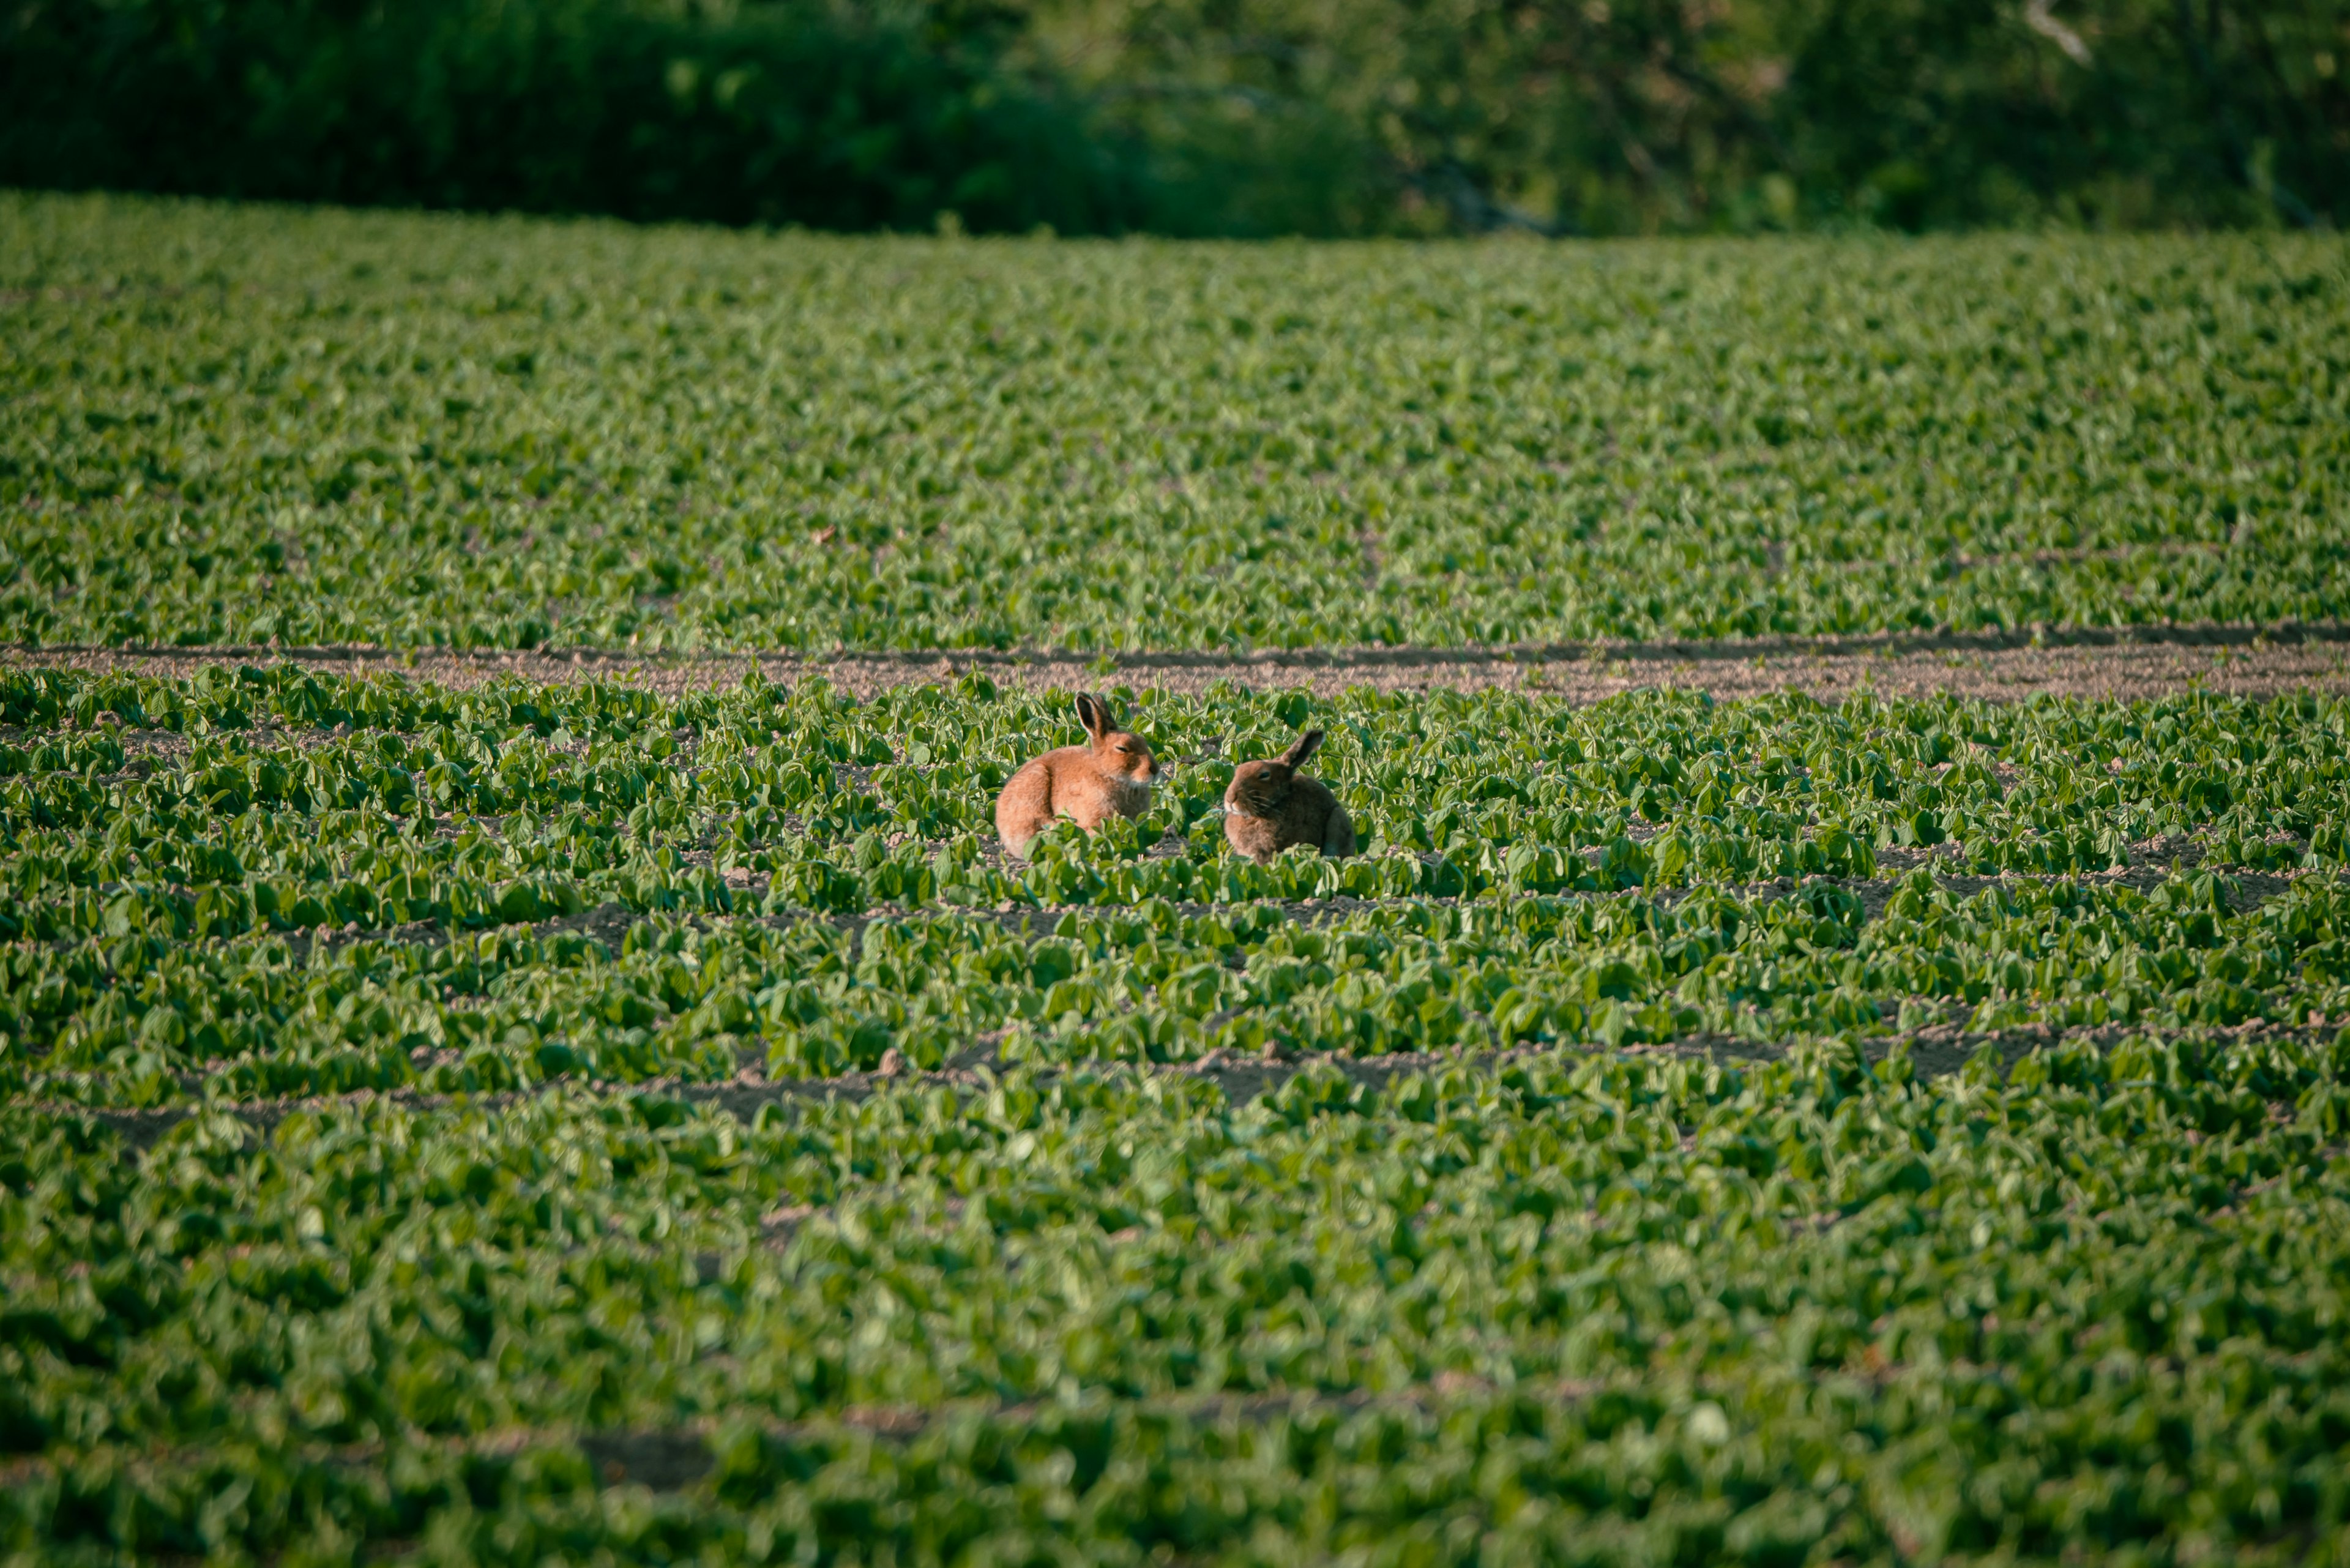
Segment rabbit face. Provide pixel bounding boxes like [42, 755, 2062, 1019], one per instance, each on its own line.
[1101, 730, 1159, 783]
[1226, 727, 1321, 817]
[1225, 759, 1291, 816]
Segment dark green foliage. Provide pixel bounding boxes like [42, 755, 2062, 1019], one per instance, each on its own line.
[1766, 0, 2344, 231]
[5, 0, 2348, 234]
[1190, 0, 2350, 234]
[0, 0, 1143, 234]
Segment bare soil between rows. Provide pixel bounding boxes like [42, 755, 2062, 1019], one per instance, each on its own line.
[11, 623, 2350, 704]
[40, 1014, 2343, 1156]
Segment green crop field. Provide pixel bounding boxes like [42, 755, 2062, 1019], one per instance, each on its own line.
[6, 194, 2350, 1567]
[5, 193, 2348, 652]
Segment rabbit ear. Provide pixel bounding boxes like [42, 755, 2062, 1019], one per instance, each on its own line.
[1075, 693, 1108, 740]
[1282, 729, 1324, 767]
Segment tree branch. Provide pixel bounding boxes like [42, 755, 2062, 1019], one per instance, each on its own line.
[2023, 0, 2093, 67]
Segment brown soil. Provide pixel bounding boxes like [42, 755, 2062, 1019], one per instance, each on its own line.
[11, 623, 2349, 704]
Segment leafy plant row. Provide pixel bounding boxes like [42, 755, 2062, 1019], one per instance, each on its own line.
[5, 1025, 2348, 1564]
[6, 196, 2345, 648]
[0, 666, 2343, 950]
[10, 665, 2350, 1563]
[14, 862, 2350, 1115]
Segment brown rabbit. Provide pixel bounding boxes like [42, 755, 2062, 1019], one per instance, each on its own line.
[994, 693, 1160, 859]
[1224, 728, 1356, 864]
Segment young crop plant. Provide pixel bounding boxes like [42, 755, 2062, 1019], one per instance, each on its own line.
[2, 659, 2350, 1565]
[6, 1031, 2350, 1563]
[8, 187, 2350, 1563]
[4, 193, 2346, 651]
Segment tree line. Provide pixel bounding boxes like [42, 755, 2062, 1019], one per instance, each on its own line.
[3, 0, 2343, 234]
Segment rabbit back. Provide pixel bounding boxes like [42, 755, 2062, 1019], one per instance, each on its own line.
[1322, 799, 1357, 858]
[996, 746, 1152, 859]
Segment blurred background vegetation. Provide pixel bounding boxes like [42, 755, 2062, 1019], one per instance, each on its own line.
[3, 0, 2344, 235]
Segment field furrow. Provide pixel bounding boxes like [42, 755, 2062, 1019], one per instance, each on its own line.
[14, 625, 2350, 706]
[35, 1011, 2350, 1162]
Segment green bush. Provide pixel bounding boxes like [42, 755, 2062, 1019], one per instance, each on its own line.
[2, 0, 2345, 234]
[0, 0, 1146, 233]
[1058, 0, 2350, 234]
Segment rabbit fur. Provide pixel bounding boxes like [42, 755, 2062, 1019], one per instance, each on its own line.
[994, 693, 1159, 859]
[1223, 728, 1356, 864]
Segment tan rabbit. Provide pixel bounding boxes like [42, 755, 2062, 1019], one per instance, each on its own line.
[1224, 728, 1356, 864]
[994, 693, 1160, 859]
